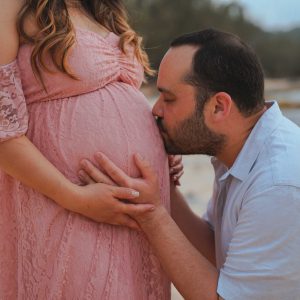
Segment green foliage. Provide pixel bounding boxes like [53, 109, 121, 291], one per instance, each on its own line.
[125, 0, 300, 78]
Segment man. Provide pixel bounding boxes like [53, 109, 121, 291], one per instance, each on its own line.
[79, 29, 300, 299]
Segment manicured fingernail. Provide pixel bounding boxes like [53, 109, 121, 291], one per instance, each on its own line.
[131, 190, 139, 197]
[78, 170, 84, 178]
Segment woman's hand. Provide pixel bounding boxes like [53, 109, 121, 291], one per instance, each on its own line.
[78, 152, 163, 223]
[168, 155, 184, 186]
[68, 171, 154, 230]
[80, 154, 184, 187]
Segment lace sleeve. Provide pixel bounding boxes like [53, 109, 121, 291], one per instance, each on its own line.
[0, 60, 28, 142]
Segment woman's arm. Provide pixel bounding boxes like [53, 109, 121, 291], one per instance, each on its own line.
[0, 136, 76, 210]
[0, 137, 145, 229]
[0, 0, 20, 64]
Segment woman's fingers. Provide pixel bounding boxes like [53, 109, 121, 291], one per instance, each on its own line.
[112, 186, 139, 200]
[80, 159, 116, 185]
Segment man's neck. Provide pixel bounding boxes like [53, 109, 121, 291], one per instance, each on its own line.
[216, 105, 267, 168]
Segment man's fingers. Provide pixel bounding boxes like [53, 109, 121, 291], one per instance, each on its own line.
[168, 155, 182, 167]
[168, 155, 175, 166]
[80, 159, 116, 185]
[171, 170, 184, 180]
[95, 153, 131, 187]
[114, 202, 154, 230]
[78, 170, 96, 184]
[134, 153, 156, 181]
[174, 179, 181, 186]
[169, 164, 184, 175]
[173, 155, 182, 165]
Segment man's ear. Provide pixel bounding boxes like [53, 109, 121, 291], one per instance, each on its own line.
[207, 92, 233, 123]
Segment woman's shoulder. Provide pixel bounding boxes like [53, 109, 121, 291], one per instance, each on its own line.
[0, 0, 24, 64]
[0, 0, 23, 18]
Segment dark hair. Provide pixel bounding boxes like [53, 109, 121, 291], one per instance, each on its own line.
[170, 29, 265, 116]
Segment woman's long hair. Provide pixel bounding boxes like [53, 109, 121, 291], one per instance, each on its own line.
[17, 0, 154, 86]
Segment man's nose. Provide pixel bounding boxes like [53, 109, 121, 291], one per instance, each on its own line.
[152, 99, 163, 117]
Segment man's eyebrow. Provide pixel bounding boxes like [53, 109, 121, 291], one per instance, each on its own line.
[157, 87, 175, 96]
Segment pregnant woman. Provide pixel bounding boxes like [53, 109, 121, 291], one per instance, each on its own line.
[0, 0, 182, 298]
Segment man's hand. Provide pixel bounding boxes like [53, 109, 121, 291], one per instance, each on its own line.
[79, 152, 163, 221]
[72, 157, 156, 229]
[168, 155, 184, 186]
[79, 153, 219, 300]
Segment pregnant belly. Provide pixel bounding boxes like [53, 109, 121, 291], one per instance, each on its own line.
[20, 85, 170, 297]
[26, 84, 168, 184]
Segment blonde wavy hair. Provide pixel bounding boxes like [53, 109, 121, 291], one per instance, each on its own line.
[17, 0, 154, 86]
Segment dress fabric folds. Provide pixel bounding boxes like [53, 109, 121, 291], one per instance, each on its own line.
[0, 28, 170, 299]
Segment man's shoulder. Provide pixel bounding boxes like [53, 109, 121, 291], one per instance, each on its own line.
[257, 116, 300, 188]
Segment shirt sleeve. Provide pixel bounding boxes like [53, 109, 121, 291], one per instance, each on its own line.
[202, 196, 215, 230]
[0, 60, 28, 142]
[202, 178, 219, 231]
[217, 185, 300, 300]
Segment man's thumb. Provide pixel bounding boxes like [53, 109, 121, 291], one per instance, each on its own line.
[125, 204, 155, 218]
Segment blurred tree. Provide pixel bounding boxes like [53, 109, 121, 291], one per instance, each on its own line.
[125, 0, 300, 78]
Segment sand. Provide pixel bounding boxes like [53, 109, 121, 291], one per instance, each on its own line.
[171, 155, 214, 299]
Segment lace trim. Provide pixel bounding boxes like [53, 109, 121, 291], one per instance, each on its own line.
[0, 60, 28, 142]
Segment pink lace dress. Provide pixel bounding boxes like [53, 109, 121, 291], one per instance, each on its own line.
[0, 28, 170, 299]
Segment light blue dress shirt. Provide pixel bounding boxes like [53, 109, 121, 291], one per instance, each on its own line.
[204, 101, 300, 299]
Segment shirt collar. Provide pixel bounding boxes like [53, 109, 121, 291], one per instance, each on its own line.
[212, 101, 283, 182]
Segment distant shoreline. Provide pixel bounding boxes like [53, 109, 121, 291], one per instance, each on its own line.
[142, 79, 300, 108]
[265, 78, 300, 92]
[278, 101, 300, 109]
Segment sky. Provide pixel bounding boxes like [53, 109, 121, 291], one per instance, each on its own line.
[215, 0, 300, 31]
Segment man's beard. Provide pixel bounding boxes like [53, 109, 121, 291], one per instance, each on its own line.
[156, 109, 226, 156]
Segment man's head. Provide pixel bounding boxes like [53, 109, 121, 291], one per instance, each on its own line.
[153, 29, 265, 157]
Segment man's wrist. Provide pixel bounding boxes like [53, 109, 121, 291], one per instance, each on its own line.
[137, 205, 169, 230]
